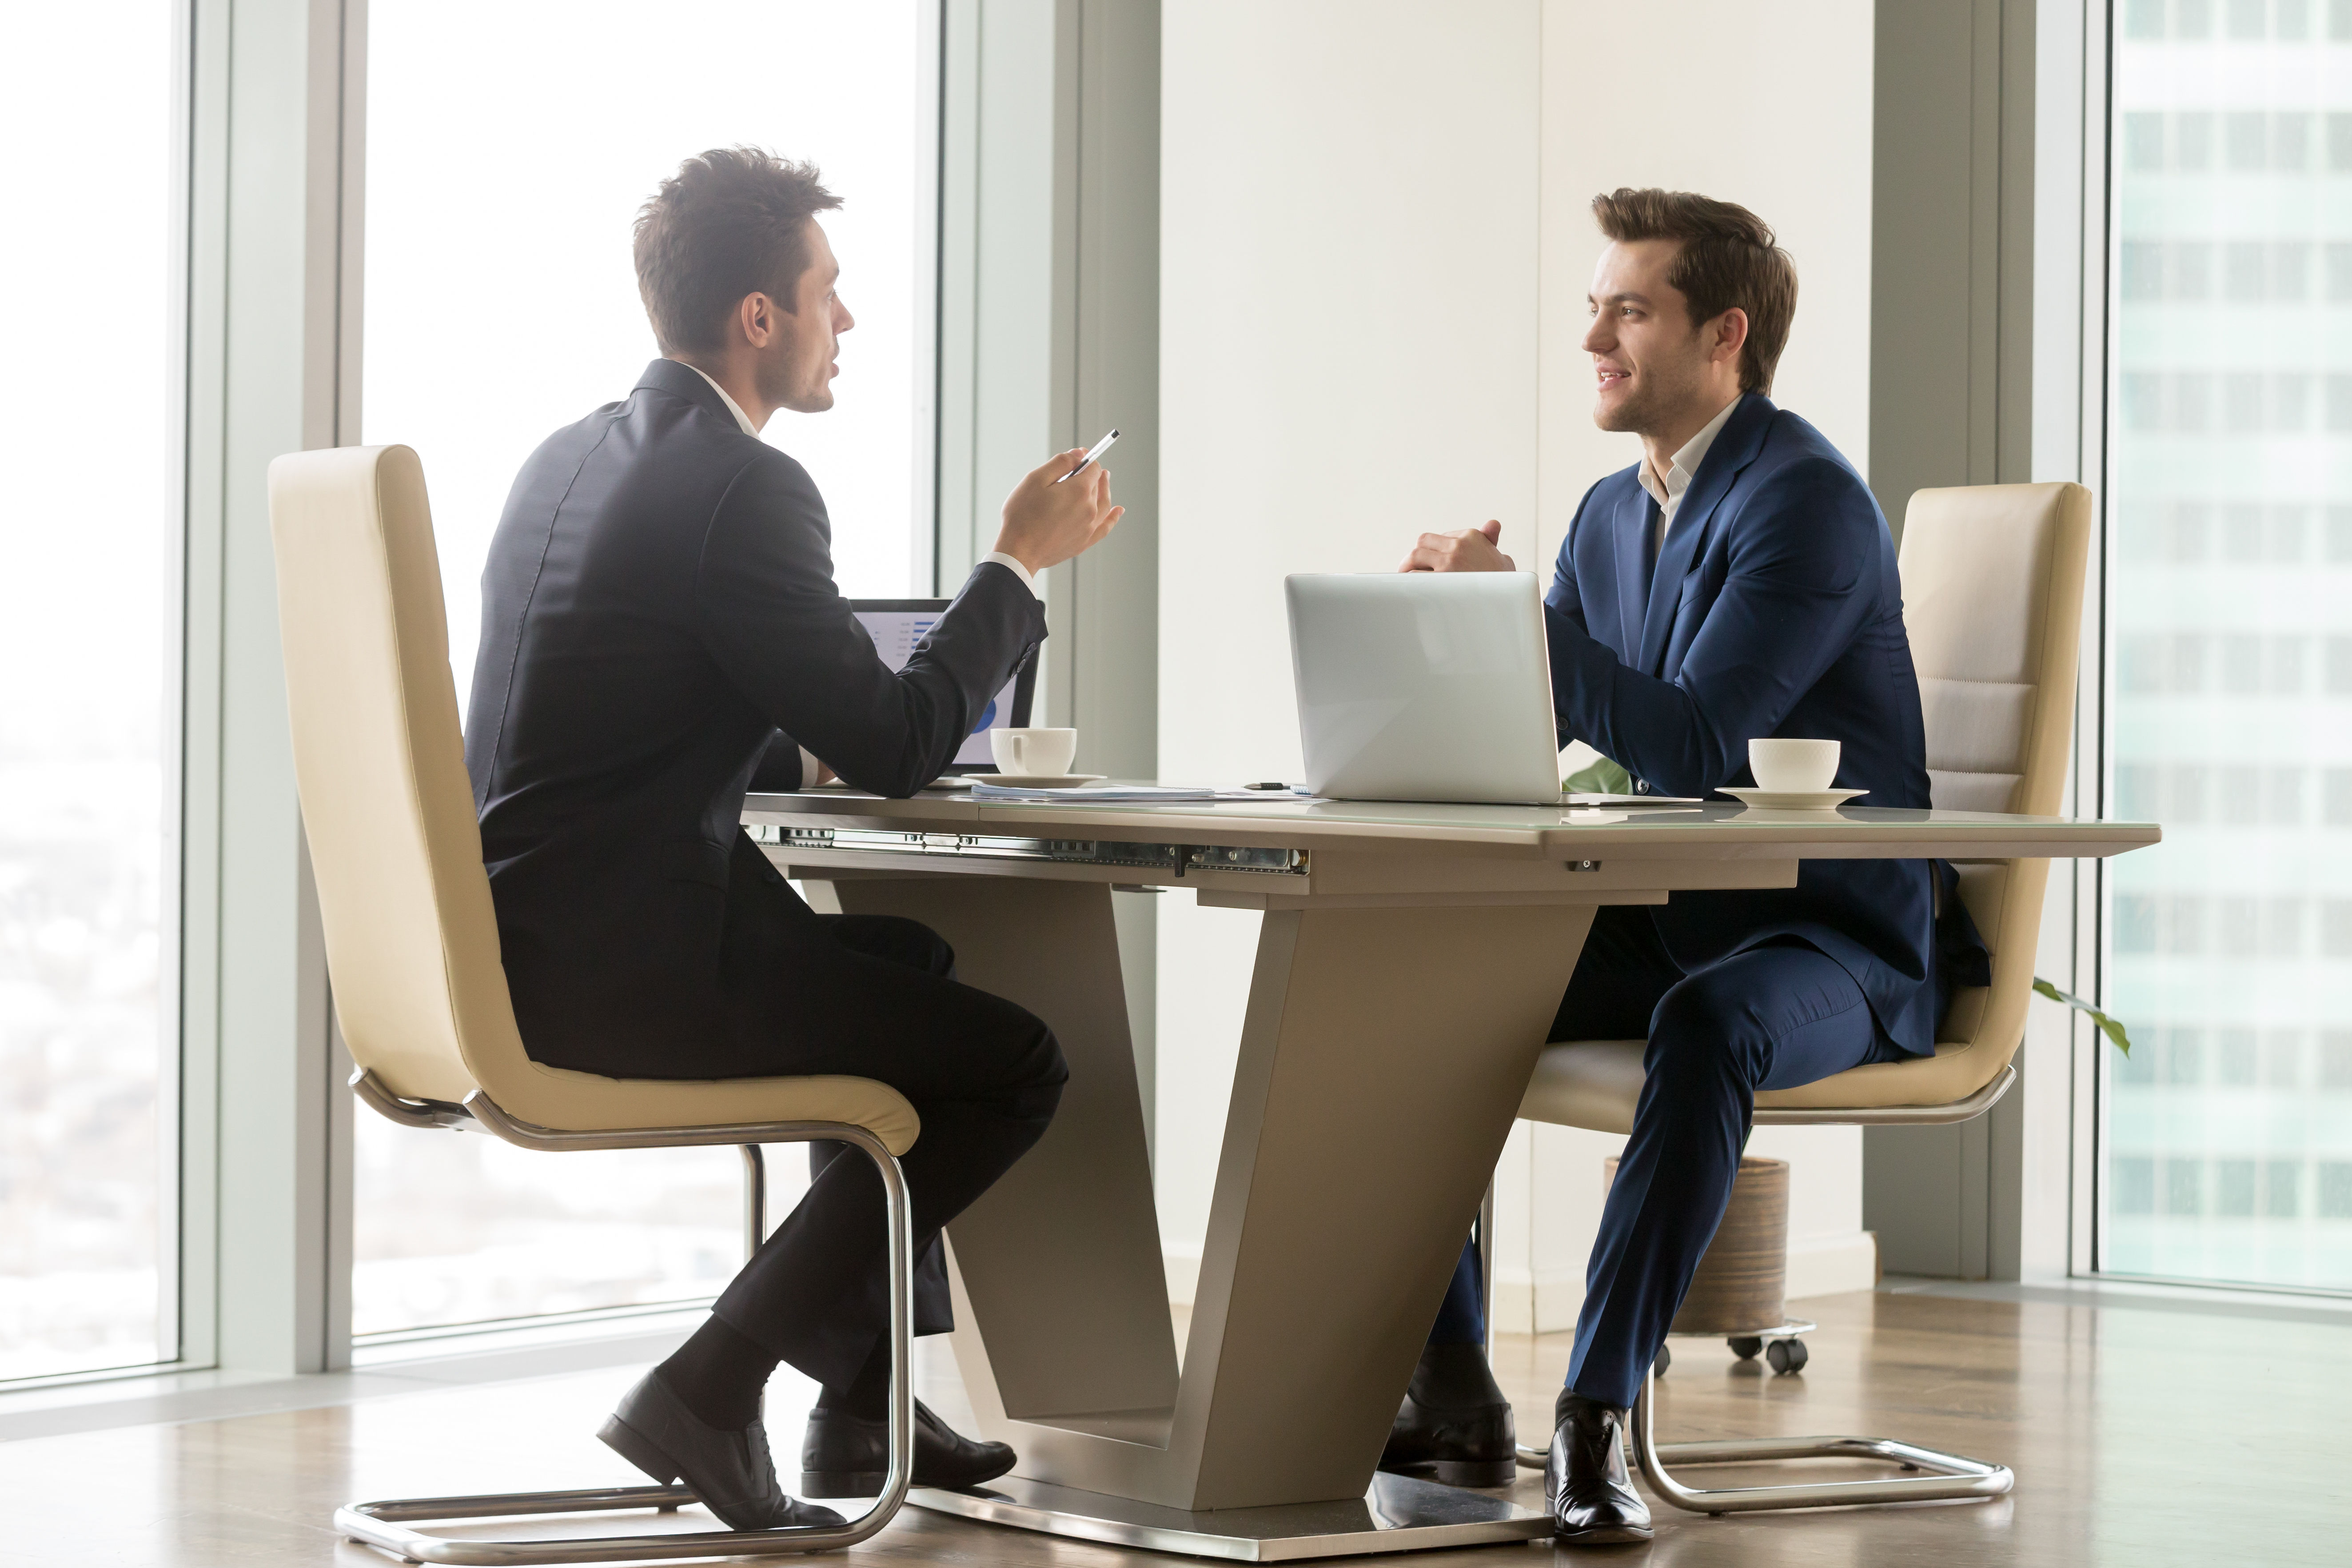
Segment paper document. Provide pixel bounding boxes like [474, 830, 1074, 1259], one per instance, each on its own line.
[970, 783, 1219, 802]
[1564, 792, 1706, 807]
[968, 783, 1291, 803]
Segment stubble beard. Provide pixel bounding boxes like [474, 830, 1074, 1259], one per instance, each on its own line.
[759, 343, 835, 415]
[1595, 361, 1713, 442]
[1592, 330, 1710, 440]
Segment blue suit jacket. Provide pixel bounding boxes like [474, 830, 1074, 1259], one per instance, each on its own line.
[1544, 392, 1941, 1054]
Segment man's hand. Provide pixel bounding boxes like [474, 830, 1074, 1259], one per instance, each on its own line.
[1399, 519, 1515, 573]
[993, 449, 1124, 575]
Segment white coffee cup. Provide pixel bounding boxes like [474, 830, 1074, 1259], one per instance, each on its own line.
[992, 727, 1078, 778]
[1748, 737, 1841, 793]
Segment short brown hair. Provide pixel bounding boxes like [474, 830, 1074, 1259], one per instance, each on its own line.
[1591, 188, 1796, 395]
[633, 148, 842, 355]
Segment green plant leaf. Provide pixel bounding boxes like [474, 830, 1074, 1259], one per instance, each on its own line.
[1563, 753, 1634, 796]
[2033, 977, 2133, 1056]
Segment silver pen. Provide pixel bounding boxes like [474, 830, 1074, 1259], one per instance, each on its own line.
[1054, 427, 1120, 483]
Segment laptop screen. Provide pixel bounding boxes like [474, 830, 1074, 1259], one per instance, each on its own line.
[849, 598, 1036, 769]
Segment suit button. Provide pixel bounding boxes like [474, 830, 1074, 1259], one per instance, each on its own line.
[1634, 780, 1650, 794]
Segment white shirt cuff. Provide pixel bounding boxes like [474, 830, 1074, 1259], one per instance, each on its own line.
[978, 551, 1039, 598]
[798, 746, 824, 788]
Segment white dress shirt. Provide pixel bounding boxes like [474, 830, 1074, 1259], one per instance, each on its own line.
[1636, 395, 1742, 559]
[676, 360, 1039, 785]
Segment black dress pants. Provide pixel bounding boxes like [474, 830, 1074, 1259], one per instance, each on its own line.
[698, 891, 1067, 1390]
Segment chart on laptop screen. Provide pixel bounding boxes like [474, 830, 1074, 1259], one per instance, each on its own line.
[851, 600, 1029, 768]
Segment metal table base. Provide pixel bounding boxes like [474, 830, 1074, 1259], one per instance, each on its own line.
[908, 1474, 1554, 1562]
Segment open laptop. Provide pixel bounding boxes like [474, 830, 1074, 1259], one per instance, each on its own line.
[850, 598, 1036, 771]
[1285, 573, 1563, 805]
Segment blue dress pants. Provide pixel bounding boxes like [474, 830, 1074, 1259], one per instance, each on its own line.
[1425, 906, 1906, 1409]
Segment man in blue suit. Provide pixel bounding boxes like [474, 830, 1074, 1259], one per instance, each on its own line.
[1381, 189, 1953, 1544]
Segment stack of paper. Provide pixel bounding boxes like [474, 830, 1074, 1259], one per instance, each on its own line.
[969, 782, 1280, 803]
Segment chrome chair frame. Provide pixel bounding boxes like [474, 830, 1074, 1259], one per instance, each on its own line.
[337, 1070, 916, 1567]
[1626, 1362, 2012, 1515]
[1508, 1067, 2020, 1511]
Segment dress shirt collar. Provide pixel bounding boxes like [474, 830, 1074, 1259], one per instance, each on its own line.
[667, 359, 1032, 607]
[677, 360, 760, 437]
[1636, 394, 1742, 527]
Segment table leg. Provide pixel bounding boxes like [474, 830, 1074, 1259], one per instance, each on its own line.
[821, 877, 1595, 1556]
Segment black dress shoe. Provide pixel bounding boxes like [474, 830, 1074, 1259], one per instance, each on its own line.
[1544, 1393, 1652, 1545]
[1379, 1340, 1518, 1488]
[599, 1370, 846, 1532]
[1378, 1388, 1519, 1487]
[800, 1398, 1017, 1496]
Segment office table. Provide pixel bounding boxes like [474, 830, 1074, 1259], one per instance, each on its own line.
[743, 788, 2155, 1560]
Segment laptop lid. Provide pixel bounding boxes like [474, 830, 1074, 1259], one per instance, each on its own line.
[849, 598, 1036, 770]
[1285, 573, 1561, 805]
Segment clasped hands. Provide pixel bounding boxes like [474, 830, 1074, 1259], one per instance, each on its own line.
[1399, 519, 1515, 574]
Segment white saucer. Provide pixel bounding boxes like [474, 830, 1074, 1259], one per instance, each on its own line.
[953, 773, 1107, 790]
[1722, 786, 1867, 811]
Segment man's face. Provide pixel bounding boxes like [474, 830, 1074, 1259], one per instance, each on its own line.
[756, 218, 854, 414]
[1582, 238, 1717, 438]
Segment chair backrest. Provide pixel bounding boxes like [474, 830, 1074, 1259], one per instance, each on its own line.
[1760, 482, 2090, 1112]
[1901, 483, 2091, 819]
[267, 445, 528, 1107]
[1906, 481, 2092, 1042]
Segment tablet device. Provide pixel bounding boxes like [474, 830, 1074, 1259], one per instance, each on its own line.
[849, 598, 1036, 770]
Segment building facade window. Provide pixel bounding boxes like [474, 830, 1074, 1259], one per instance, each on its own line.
[2105, 1, 2352, 1292]
[351, 0, 935, 1339]
[0, 3, 185, 1382]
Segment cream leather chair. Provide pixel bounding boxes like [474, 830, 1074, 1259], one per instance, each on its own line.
[1513, 481, 2092, 1516]
[269, 444, 920, 1564]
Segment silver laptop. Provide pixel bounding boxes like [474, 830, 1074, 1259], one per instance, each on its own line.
[849, 598, 1035, 770]
[1285, 573, 1562, 804]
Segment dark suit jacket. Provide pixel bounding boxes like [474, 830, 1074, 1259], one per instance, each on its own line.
[464, 358, 1045, 1069]
[1544, 391, 1944, 1054]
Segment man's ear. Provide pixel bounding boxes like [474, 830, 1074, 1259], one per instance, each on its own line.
[1711, 307, 1750, 368]
[739, 291, 777, 349]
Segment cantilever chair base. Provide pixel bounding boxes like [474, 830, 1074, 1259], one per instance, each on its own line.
[1507, 1364, 2013, 1513]
[1503, 1065, 2024, 1501]
[1628, 1361, 2012, 1515]
[337, 1484, 868, 1567]
[338, 1071, 917, 1565]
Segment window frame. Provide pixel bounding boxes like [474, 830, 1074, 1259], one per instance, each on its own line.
[0, 0, 211, 1396]
[2081, 0, 2352, 1298]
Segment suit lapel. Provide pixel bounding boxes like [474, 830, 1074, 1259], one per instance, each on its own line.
[1635, 394, 1775, 675]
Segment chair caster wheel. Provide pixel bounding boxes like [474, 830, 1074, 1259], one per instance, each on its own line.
[1765, 1337, 1808, 1374]
[1654, 1344, 1672, 1376]
[1727, 1336, 1764, 1361]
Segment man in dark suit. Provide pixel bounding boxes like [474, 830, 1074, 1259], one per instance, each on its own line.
[1388, 189, 1961, 1544]
[464, 148, 1122, 1529]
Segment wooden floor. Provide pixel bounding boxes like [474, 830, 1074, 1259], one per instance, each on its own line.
[2, 1285, 2346, 1566]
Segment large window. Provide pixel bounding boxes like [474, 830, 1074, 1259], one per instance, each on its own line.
[352, 0, 936, 1337]
[0, 4, 183, 1380]
[2104, 0, 2352, 1291]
